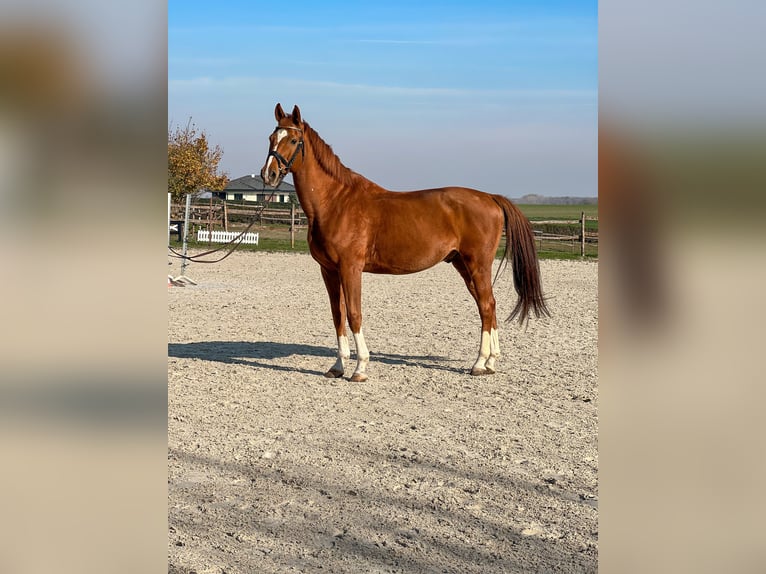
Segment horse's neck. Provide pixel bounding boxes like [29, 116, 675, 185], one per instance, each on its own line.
[291, 164, 337, 222]
[291, 137, 377, 220]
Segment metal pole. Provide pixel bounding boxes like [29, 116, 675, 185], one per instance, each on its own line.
[167, 193, 171, 246]
[181, 193, 191, 276]
[580, 211, 586, 257]
[290, 201, 296, 249]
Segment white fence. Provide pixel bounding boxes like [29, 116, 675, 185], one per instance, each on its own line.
[196, 229, 259, 245]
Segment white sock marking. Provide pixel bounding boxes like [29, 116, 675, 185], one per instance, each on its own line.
[472, 330, 492, 372]
[486, 327, 500, 372]
[352, 329, 370, 377]
[338, 334, 350, 360]
[328, 334, 350, 374]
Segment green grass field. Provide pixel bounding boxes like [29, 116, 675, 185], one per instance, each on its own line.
[516, 203, 598, 221]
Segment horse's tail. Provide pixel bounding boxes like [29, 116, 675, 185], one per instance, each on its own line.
[492, 195, 551, 324]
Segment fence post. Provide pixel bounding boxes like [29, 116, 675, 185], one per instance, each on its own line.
[181, 194, 192, 276]
[580, 211, 586, 257]
[223, 201, 229, 232]
[207, 196, 213, 244]
[290, 201, 296, 249]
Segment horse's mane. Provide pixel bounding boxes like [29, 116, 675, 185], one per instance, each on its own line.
[302, 121, 360, 187]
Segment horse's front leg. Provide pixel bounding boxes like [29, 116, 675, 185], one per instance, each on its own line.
[320, 266, 350, 378]
[339, 265, 370, 382]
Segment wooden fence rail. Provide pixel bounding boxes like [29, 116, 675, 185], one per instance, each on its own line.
[171, 201, 597, 256]
[529, 212, 598, 256]
[170, 202, 309, 230]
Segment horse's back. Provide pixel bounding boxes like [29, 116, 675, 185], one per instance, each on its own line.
[360, 187, 504, 273]
[377, 186, 502, 218]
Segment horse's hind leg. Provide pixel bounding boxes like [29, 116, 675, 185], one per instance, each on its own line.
[486, 325, 500, 373]
[453, 256, 500, 375]
[320, 266, 350, 378]
[472, 270, 500, 375]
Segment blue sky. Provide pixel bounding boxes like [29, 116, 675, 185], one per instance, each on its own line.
[169, 1, 597, 197]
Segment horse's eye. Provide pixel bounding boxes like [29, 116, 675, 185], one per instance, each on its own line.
[291, 139, 297, 145]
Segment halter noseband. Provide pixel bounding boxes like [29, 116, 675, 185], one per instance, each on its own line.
[268, 125, 304, 177]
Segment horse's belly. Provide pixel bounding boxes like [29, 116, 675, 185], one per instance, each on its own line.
[364, 242, 452, 274]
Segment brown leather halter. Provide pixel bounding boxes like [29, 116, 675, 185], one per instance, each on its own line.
[267, 125, 304, 178]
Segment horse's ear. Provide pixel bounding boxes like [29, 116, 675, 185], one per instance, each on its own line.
[292, 105, 302, 125]
[275, 103, 286, 121]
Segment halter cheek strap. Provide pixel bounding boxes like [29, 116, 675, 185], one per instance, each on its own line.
[268, 126, 305, 176]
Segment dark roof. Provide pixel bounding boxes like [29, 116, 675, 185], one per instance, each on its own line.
[224, 174, 295, 192]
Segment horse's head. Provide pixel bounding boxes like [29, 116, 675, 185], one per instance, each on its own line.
[260, 103, 305, 187]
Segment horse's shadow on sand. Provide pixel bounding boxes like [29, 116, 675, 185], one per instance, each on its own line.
[168, 341, 464, 377]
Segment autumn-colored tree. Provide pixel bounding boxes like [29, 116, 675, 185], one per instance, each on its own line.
[168, 119, 228, 203]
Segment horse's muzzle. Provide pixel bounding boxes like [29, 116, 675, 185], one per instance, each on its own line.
[261, 164, 281, 188]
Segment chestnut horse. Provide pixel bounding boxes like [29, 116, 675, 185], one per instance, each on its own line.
[260, 104, 549, 381]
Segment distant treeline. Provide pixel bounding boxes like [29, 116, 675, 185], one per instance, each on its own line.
[515, 194, 598, 205]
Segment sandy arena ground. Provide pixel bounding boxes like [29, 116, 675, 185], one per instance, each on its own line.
[168, 251, 598, 573]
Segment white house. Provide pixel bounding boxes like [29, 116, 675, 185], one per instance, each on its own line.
[214, 174, 297, 203]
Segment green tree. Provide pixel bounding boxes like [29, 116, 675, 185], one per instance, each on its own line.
[168, 119, 228, 203]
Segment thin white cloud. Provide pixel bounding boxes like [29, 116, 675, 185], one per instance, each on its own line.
[168, 75, 595, 100]
[168, 57, 238, 66]
[357, 39, 457, 45]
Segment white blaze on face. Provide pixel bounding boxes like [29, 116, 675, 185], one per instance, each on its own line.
[265, 128, 288, 175]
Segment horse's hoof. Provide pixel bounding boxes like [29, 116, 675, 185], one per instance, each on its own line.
[324, 369, 344, 378]
[350, 372, 368, 383]
[470, 367, 490, 376]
